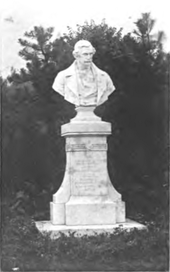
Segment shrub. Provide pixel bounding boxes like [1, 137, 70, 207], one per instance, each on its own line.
[1, 204, 169, 271]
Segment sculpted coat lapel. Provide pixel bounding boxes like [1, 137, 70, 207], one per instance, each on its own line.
[52, 61, 115, 106]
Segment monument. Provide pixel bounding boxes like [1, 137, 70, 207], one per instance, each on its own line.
[36, 40, 145, 236]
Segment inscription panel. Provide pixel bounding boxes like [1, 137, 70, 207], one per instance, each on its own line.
[66, 143, 107, 151]
[70, 152, 108, 196]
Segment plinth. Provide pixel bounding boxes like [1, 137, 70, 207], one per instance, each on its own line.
[50, 106, 126, 226]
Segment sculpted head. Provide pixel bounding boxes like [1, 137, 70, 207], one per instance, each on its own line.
[73, 40, 96, 68]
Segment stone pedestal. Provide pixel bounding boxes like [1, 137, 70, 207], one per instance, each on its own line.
[50, 106, 126, 226]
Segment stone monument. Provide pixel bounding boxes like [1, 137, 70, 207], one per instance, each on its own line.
[36, 40, 145, 236]
[51, 40, 125, 226]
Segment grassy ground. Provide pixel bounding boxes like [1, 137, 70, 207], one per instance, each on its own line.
[1, 206, 169, 272]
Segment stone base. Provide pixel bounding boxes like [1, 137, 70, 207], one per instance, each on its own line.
[65, 196, 117, 225]
[50, 196, 126, 225]
[35, 219, 146, 239]
[50, 108, 127, 228]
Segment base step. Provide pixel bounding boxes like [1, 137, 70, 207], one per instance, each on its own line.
[35, 219, 146, 239]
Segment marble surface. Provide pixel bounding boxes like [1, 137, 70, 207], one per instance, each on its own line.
[52, 61, 115, 107]
[50, 108, 126, 225]
[68, 137, 108, 196]
[50, 202, 65, 225]
[61, 121, 111, 136]
[62, 106, 111, 136]
[36, 219, 146, 238]
[66, 196, 117, 225]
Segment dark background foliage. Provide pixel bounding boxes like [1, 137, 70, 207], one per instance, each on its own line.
[1, 13, 169, 222]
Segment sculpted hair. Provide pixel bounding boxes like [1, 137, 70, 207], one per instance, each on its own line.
[73, 40, 96, 58]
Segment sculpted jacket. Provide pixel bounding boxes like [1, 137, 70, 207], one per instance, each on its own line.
[52, 61, 115, 106]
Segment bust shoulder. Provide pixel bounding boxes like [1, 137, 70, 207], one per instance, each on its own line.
[59, 63, 76, 78]
[92, 64, 108, 77]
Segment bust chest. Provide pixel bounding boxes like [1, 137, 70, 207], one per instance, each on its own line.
[76, 69, 97, 105]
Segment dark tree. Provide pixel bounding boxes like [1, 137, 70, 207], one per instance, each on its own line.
[3, 14, 169, 219]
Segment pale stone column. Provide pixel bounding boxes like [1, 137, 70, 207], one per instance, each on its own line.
[50, 107, 125, 225]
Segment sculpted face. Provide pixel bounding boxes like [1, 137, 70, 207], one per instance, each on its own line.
[76, 47, 94, 68]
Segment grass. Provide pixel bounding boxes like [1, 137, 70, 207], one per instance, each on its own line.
[1, 205, 169, 272]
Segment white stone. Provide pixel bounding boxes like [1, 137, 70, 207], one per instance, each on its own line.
[66, 196, 117, 225]
[50, 108, 126, 226]
[52, 172, 70, 203]
[35, 219, 146, 239]
[68, 141, 108, 196]
[116, 200, 126, 223]
[52, 60, 115, 107]
[50, 202, 65, 224]
[70, 106, 101, 122]
[61, 121, 111, 136]
[48, 40, 143, 231]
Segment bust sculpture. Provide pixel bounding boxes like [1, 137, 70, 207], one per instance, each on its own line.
[52, 40, 115, 107]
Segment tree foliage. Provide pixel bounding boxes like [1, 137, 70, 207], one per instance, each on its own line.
[2, 13, 169, 219]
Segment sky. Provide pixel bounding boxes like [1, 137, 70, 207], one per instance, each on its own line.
[0, 0, 169, 77]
